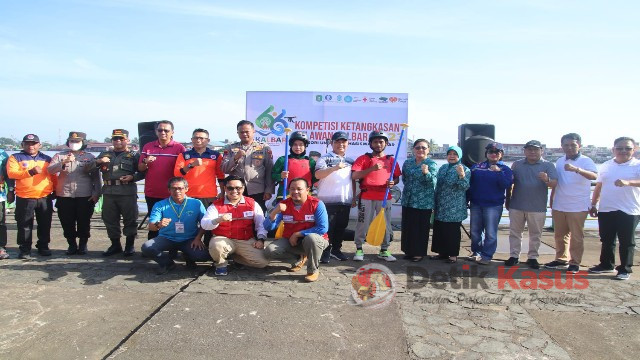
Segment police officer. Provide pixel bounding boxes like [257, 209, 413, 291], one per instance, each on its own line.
[88, 129, 145, 256]
[221, 120, 275, 212]
[48, 131, 101, 255]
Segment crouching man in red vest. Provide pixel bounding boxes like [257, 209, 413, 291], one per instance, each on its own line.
[264, 177, 329, 282]
[199, 175, 269, 276]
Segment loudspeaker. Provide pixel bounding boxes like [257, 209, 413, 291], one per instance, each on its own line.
[458, 124, 495, 167]
[138, 121, 159, 150]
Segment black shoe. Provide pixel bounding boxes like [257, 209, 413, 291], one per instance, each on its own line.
[544, 260, 568, 269]
[526, 259, 540, 269]
[123, 236, 135, 257]
[37, 248, 52, 256]
[588, 265, 616, 274]
[156, 262, 177, 275]
[77, 238, 88, 255]
[103, 244, 123, 256]
[18, 252, 33, 260]
[320, 247, 331, 264]
[505, 257, 519, 266]
[185, 260, 197, 270]
[567, 265, 580, 274]
[330, 249, 349, 261]
[66, 239, 78, 255]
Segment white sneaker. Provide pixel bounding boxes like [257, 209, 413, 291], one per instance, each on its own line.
[353, 249, 364, 261]
[467, 255, 481, 262]
[378, 250, 397, 262]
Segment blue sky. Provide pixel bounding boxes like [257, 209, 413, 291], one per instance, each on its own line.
[1, 0, 638, 147]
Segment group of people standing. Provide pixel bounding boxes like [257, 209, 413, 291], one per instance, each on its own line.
[1, 123, 638, 281]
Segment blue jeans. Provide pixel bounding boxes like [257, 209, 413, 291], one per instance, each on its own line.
[470, 204, 503, 260]
[141, 236, 211, 266]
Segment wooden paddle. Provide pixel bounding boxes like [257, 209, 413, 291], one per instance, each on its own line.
[274, 128, 292, 238]
[365, 124, 408, 246]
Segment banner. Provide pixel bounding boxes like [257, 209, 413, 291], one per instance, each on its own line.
[246, 91, 409, 164]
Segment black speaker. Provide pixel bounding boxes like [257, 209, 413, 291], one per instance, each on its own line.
[458, 124, 495, 167]
[138, 121, 159, 150]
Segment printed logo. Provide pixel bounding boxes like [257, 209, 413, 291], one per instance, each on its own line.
[362, 97, 368, 102]
[337, 95, 342, 102]
[254, 105, 289, 136]
[379, 96, 388, 103]
[325, 95, 332, 101]
[344, 95, 353, 103]
[350, 264, 396, 309]
[389, 97, 398, 103]
[316, 95, 323, 102]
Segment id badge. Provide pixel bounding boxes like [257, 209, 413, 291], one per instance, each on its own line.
[175, 221, 185, 234]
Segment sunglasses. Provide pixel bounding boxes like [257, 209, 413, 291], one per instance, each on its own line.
[157, 129, 172, 133]
[225, 186, 244, 191]
[615, 147, 633, 151]
[414, 146, 428, 150]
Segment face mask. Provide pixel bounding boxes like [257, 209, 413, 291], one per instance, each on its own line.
[69, 142, 82, 151]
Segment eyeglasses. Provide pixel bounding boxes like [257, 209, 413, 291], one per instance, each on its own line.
[170, 187, 185, 191]
[157, 129, 172, 133]
[225, 186, 244, 191]
[192, 136, 209, 141]
[615, 147, 633, 151]
[414, 146, 428, 150]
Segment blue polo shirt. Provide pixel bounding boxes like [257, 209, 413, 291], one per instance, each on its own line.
[149, 196, 206, 242]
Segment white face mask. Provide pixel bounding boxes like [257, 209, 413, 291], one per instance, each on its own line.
[69, 142, 82, 151]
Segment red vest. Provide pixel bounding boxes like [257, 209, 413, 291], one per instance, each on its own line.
[212, 197, 256, 241]
[360, 155, 395, 191]
[281, 196, 328, 240]
[287, 157, 312, 188]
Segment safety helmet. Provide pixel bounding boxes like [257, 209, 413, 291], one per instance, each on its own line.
[289, 131, 310, 147]
[368, 131, 389, 144]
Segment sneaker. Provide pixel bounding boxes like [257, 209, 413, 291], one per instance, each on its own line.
[526, 259, 540, 269]
[0, 247, 9, 260]
[18, 252, 33, 260]
[588, 265, 616, 274]
[330, 249, 349, 261]
[378, 250, 397, 262]
[288, 255, 308, 272]
[545, 260, 569, 269]
[467, 254, 481, 262]
[215, 266, 228, 276]
[353, 249, 364, 261]
[477, 258, 491, 265]
[320, 247, 331, 264]
[566, 265, 580, 273]
[505, 257, 519, 266]
[615, 272, 630, 280]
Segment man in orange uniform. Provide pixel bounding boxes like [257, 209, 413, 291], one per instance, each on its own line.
[6, 134, 56, 259]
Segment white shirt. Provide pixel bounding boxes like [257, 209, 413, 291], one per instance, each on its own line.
[315, 151, 354, 205]
[200, 196, 267, 238]
[597, 158, 640, 215]
[553, 154, 598, 212]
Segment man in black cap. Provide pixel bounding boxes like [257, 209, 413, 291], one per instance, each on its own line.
[505, 140, 558, 269]
[314, 131, 356, 262]
[48, 132, 101, 255]
[6, 134, 56, 259]
[87, 129, 145, 256]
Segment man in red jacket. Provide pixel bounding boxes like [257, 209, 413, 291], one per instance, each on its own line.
[198, 175, 268, 276]
[263, 177, 329, 282]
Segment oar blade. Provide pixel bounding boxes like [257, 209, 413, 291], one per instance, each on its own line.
[365, 208, 386, 246]
[274, 221, 285, 238]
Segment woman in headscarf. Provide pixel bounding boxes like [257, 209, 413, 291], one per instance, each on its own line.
[431, 145, 471, 263]
[400, 139, 437, 262]
[467, 143, 513, 264]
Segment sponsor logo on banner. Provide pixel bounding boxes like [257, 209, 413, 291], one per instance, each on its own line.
[344, 95, 353, 103]
[362, 97, 368, 102]
[389, 96, 398, 103]
[337, 95, 342, 102]
[324, 95, 332, 101]
[254, 105, 290, 136]
[379, 96, 388, 103]
[315, 95, 322, 102]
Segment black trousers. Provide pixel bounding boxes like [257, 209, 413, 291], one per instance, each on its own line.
[598, 210, 639, 273]
[326, 204, 351, 251]
[15, 195, 53, 253]
[401, 207, 432, 257]
[103, 195, 138, 240]
[431, 220, 461, 257]
[0, 201, 7, 248]
[145, 196, 164, 239]
[56, 197, 95, 240]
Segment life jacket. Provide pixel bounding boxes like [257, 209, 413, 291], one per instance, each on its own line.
[286, 157, 312, 188]
[359, 153, 394, 192]
[281, 196, 328, 240]
[211, 197, 256, 240]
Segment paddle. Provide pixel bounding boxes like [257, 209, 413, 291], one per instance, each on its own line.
[274, 128, 292, 238]
[365, 124, 408, 246]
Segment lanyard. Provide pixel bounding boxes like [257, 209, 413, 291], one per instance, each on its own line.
[169, 198, 188, 220]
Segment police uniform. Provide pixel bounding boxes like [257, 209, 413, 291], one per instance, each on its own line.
[221, 141, 275, 211]
[87, 129, 144, 256]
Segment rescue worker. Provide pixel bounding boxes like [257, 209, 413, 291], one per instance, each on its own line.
[221, 120, 274, 212]
[48, 131, 101, 255]
[6, 134, 56, 259]
[88, 129, 145, 256]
